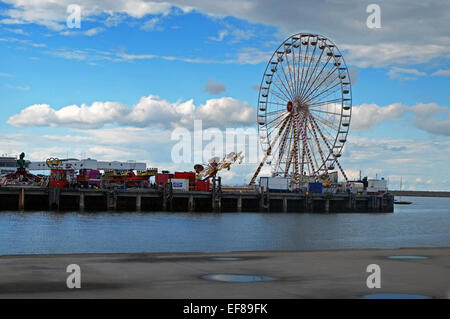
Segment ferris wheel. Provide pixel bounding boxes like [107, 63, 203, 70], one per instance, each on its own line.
[250, 33, 352, 185]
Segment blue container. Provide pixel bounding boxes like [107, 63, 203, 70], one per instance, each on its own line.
[308, 182, 323, 194]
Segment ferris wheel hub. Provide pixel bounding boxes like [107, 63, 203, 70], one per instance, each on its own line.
[293, 96, 308, 113]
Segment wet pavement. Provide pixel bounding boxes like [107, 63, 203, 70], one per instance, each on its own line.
[0, 247, 449, 298]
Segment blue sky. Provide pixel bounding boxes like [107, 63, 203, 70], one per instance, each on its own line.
[0, 0, 449, 190]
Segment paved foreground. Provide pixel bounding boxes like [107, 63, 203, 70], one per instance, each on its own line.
[0, 248, 449, 298]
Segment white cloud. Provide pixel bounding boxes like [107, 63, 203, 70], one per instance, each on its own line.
[208, 23, 254, 43]
[348, 66, 358, 85]
[351, 103, 406, 130]
[7, 94, 256, 129]
[84, 27, 105, 36]
[415, 115, 450, 136]
[1, 0, 450, 68]
[341, 135, 450, 190]
[208, 29, 228, 41]
[236, 47, 272, 65]
[141, 17, 161, 31]
[116, 51, 157, 60]
[387, 67, 426, 80]
[410, 103, 446, 118]
[4, 84, 30, 91]
[0, 0, 176, 31]
[342, 43, 450, 68]
[4, 27, 29, 35]
[0, 37, 46, 48]
[204, 78, 226, 94]
[351, 102, 450, 135]
[431, 69, 450, 77]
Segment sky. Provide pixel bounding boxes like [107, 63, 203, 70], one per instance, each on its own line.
[0, 0, 449, 190]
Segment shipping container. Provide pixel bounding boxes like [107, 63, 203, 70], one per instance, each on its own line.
[308, 182, 323, 194]
[259, 177, 289, 192]
[155, 173, 173, 184]
[349, 182, 364, 194]
[367, 179, 388, 194]
[174, 172, 196, 185]
[195, 180, 210, 192]
[170, 178, 189, 192]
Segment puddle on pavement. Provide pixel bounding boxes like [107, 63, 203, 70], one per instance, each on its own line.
[363, 293, 431, 299]
[387, 255, 428, 260]
[202, 274, 277, 283]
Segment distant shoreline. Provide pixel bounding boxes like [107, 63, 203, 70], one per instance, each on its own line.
[1, 246, 450, 258]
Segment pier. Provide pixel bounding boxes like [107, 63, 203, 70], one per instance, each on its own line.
[0, 186, 394, 213]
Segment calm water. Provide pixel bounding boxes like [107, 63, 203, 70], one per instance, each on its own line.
[0, 197, 449, 255]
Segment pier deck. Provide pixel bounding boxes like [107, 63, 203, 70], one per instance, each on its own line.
[0, 186, 394, 213]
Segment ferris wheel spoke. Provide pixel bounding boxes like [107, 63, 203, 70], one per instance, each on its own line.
[307, 88, 341, 109]
[266, 113, 289, 134]
[298, 39, 317, 97]
[311, 120, 336, 149]
[300, 53, 333, 101]
[310, 108, 342, 116]
[308, 98, 342, 108]
[298, 39, 311, 96]
[311, 114, 340, 132]
[266, 109, 286, 116]
[270, 77, 293, 102]
[268, 87, 290, 103]
[310, 116, 340, 141]
[302, 63, 338, 100]
[267, 101, 289, 107]
[304, 81, 340, 105]
[296, 35, 310, 96]
[299, 46, 326, 100]
[284, 49, 297, 98]
[302, 67, 338, 102]
[290, 45, 298, 96]
[295, 37, 303, 97]
[278, 59, 297, 98]
[273, 71, 294, 101]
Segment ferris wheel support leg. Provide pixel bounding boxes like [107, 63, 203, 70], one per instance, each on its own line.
[298, 114, 319, 183]
[308, 116, 331, 183]
[249, 115, 290, 185]
[274, 117, 292, 175]
[308, 114, 349, 185]
[291, 113, 300, 184]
